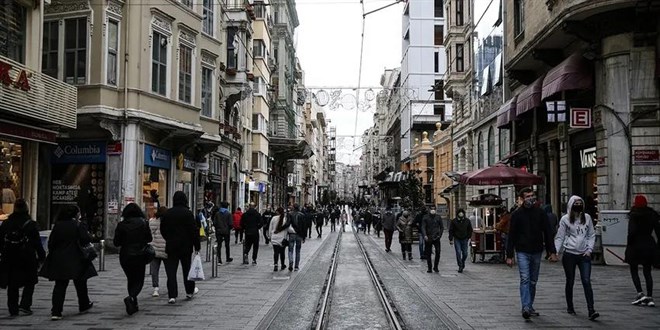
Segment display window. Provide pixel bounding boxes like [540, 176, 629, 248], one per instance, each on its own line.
[0, 140, 22, 220]
[143, 166, 168, 218]
[176, 170, 193, 209]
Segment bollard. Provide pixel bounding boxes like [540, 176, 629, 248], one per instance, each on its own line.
[211, 245, 218, 278]
[205, 235, 213, 262]
[99, 240, 105, 271]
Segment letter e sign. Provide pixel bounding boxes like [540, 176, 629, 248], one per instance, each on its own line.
[570, 108, 591, 129]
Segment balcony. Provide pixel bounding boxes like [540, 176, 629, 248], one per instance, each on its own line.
[0, 55, 77, 128]
[219, 122, 242, 142]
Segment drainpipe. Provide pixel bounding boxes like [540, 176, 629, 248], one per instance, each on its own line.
[120, 4, 130, 209]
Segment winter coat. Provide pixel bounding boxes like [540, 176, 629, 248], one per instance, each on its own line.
[262, 210, 275, 230]
[505, 206, 556, 258]
[269, 215, 289, 247]
[241, 208, 262, 236]
[396, 216, 414, 244]
[114, 216, 153, 258]
[0, 212, 46, 288]
[39, 219, 98, 281]
[421, 213, 444, 241]
[213, 208, 233, 236]
[160, 191, 201, 258]
[233, 211, 243, 230]
[148, 217, 168, 259]
[382, 212, 396, 231]
[625, 206, 660, 265]
[554, 196, 595, 255]
[287, 211, 307, 239]
[449, 216, 473, 241]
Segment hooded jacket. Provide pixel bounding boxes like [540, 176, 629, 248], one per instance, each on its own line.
[160, 191, 200, 257]
[233, 210, 243, 230]
[554, 196, 595, 255]
[213, 208, 233, 236]
[0, 211, 46, 287]
[148, 217, 167, 259]
[241, 207, 262, 236]
[625, 204, 660, 265]
[449, 209, 473, 241]
[396, 214, 414, 244]
[382, 211, 396, 231]
[114, 216, 153, 257]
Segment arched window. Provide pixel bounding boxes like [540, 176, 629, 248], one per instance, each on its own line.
[488, 127, 495, 166]
[477, 132, 483, 169]
[499, 128, 509, 159]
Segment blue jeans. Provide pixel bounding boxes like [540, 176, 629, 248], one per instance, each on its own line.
[287, 234, 302, 268]
[516, 252, 542, 312]
[418, 233, 425, 258]
[562, 252, 594, 312]
[454, 239, 469, 267]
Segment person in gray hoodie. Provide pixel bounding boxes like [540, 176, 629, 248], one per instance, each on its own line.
[381, 208, 396, 252]
[554, 195, 599, 320]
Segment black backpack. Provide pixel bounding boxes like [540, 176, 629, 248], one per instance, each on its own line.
[3, 220, 31, 256]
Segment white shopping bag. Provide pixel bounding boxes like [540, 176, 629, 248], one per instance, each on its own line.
[187, 253, 205, 281]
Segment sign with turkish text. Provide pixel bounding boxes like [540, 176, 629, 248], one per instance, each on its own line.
[52, 141, 107, 164]
[107, 141, 122, 155]
[144, 144, 171, 169]
[570, 108, 592, 128]
[0, 121, 57, 143]
[633, 149, 660, 165]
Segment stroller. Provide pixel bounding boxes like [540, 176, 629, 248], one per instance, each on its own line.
[357, 217, 366, 233]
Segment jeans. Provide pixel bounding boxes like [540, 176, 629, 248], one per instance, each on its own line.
[288, 234, 303, 268]
[216, 234, 231, 262]
[516, 252, 542, 312]
[164, 253, 195, 299]
[7, 283, 34, 315]
[425, 239, 441, 270]
[331, 221, 337, 232]
[243, 234, 259, 261]
[263, 227, 270, 244]
[418, 233, 425, 258]
[120, 255, 146, 301]
[273, 245, 286, 266]
[51, 279, 90, 316]
[151, 258, 164, 287]
[562, 252, 595, 312]
[454, 239, 469, 268]
[630, 263, 653, 296]
[384, 229, 394, 251]
[316, 225, 323, 237]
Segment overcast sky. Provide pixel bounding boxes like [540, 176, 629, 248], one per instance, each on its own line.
[296, 0, 404, 165]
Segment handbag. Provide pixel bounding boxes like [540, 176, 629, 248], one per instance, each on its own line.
[281, 237, 289, 247]
[79, 242, 97, 262]
[187, 253, 205, 281]
[142, 244, 156, 265]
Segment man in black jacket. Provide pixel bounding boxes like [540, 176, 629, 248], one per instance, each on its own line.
[315, 210, 325, 238]
[421, 206, 444, 273]
[212, 201, 233, 264]
[449, 208, 473, 273]
[240, 202, 262, 265]
[261, 205, 275, 245]
[505, 188, 558, 319]
[285, 204, 306, 271]
[160, 191, 201, 304]
[414, 207, 428, 259]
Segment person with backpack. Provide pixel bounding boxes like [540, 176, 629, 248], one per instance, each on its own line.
[286, 204, 306, 271]
[0, 199, 45, 317]
[39, 205, 96, 320]
[213, 202, 234, 264]
[114, 203, 153, 315]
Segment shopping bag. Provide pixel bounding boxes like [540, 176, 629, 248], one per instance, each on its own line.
[199, 226, 206, 237]
[187, 253, 205, 281]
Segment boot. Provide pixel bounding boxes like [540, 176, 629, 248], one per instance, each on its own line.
[273, 264, 278, 271]
[403, 253, 407, 260]
[408, 252, 413, 260]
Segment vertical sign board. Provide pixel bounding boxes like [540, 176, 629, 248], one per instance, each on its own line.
[599, 210, 629, 266]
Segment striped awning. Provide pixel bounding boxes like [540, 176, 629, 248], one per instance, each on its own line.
[516, 75, 545, 116]
[497, 95, 518, 129]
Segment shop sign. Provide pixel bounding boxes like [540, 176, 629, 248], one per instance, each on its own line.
[196, 159, 209, 171]
[0, 120, 57, 144]
[144, 144, 171, 169]
[633, 149, 660, 165]
[596, 156, 606, 167]
[579, 147, 597, 169]
[176, 153, 197, 170]
[52, 141, 107, 164]
[570, 108, 592, 128]
[0, 59, 31, 91]
[107, 201, 119, 214]
[107, 141, 122, 155]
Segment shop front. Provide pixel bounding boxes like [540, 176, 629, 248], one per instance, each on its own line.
[176, 153, 197, 210]
[143, 144, 171, 218]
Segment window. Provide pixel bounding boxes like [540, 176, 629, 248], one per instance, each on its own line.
[434, 80, 444, 100]
[227, 27, 238, 69]
[42, 21, 59, 78]
[455, 0, 464, 26]
[202, 0, 214, 36]
[252, 114, 259, 130]
[151, 31, 168, 95]
[499, 128, 509, 159]
[254, 3, 267, 18]
[433, 105, 444, 117]
[178, 45, 193, 103]
[434, 51, 439, 73]
[514, 0, 525, 37]
[253, 39, 266, 58]
[64, 17, 87, 85]
[0, 2, 26, 63]
[254, 76, 266, 95]
[107, 20, 119, 85]
[487, 127, 495, 166]
[201, 67, 213, 117]
[456, 44, 464, 72]
[434, 25, 443, 45]
[477, 132, 484, 169]
[434, 0, 443, 18]
[252, 152, 267, 171]
[181, 0, 193, 9]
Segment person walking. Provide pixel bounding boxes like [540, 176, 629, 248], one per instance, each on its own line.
[330, 208, 339, 232]
[382, 208, 396, 252]
[241, 203, 262, 265]
[397, 211, 414, 260]
[414, 207, 428, 259]
[448, 208, 473, 273]
[268, 207, 289, 271]
[305, 206, 315, 238]
[160, 191, 201, 304]
[421, 206, 444, 273]
[39, 205, 96, 320]
[373, 209, 382, 238]
[626, 194, 660, 307]
[340, 209, 348, 232]
[0, 199, 45, 316]
[262, 206, 275, 245]
[285, 204, 306, 271]
[213, 201, 234, 264]
[114, 203, 153, 315]
[315, 210, 325, 238]
[148, 206, 168, 298]
[233, 207, 244, 244]
[554, 196, 599, 320]
[505, 188, 558, 320]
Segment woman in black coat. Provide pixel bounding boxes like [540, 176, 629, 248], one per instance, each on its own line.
[39, 205, 96, 320]
[625, 195, 660, 307]
[0, 199, 45, 316]
[114, 203, 152, 315]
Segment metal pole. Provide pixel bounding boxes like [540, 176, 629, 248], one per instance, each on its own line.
[99, 240, 105, 271]
[206, 235, 212, 262]
[211, 245, 218, 278]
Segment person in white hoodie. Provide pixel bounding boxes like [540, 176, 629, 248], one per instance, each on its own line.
[554, 195, 599, 320]
[268, 207, 289, 272]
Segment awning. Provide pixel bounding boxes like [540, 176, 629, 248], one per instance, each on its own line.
[541, 53, 593, 100]
[516, 75, 545, 116]
[440, 182, 460, 194]
[378, 171, 408, 186]
[443, 171, 464, 182]
[496, 95, 518, 129]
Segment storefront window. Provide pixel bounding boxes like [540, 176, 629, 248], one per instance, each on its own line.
[176, 170, 193, 209]
[143, 166, 168, 218]
[0, 2, 27, 63]
[0, 140, 22, 219]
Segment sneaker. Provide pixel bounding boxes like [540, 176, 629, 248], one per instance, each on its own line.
[288, 265, 293, 271]
[632, 293, 647, 305]
[522, 309, 531, 320]
[567, 308, 576, 315]
[227, 258, 233, 263]
[274, 265, 278, 271]
[51, 314, 63, 321]
[647, 297, 655, 307]
[529, 309, 540, 316]
[124, 297, 137, 315]
[294, 267, 299, 272]
[427, 269, 432, 273]
[217, 260, 223, 265]
[18, 308, 33, 315]
[152, 287, 160, 297]
[433, 268, 439, 273]
[588, 311, 600, 320]
[79, 302, 94, 314]
[168, 298, 176, 304]
[252, 260, 257, 265]
[457, 268, 463, 273]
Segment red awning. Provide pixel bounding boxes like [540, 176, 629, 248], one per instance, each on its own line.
[516, 75, 545, 116]
[496, 95, 518, 129]
[542, 53, 593, 99]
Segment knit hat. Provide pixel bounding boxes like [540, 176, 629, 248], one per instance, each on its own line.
[633, 195, 647, 208]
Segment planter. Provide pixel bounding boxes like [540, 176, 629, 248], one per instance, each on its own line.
[246, 72, 255, 81]
[226, 68, 237, 76]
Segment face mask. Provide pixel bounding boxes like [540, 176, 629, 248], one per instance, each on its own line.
[523, 197, 536, 208]
[430, 210, 436, 215]
[458, 212, 464, 218]
[572, 204, 584, 213]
